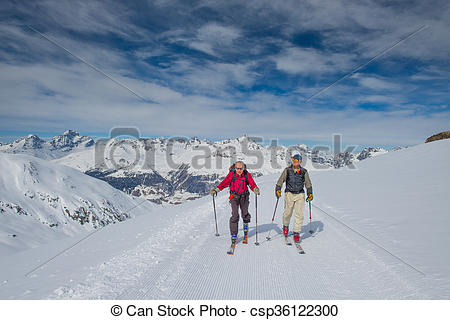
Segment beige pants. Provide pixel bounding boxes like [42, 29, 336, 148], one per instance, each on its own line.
[283, 192, 305, 233]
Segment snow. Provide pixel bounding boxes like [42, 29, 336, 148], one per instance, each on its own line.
[0, 130, 93, 160]
[0, 140, 449, 299]
[0, 153, 155, 255]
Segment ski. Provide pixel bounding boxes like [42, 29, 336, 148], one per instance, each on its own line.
[227, 243, 236, 255]
[242, 234, 248, 244]
[294, 242, 305, 254]
[284, 236, 292, 246]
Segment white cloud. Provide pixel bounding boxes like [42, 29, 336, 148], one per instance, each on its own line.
[188, 23, 241, 56]
[17, 0, 150, 40]
[353, 74, 402, 91]
[158, 58, 257, 96]
[356, 95, 404, 104]
[274, 47, 355, 75]
[410, 65, 450, 81]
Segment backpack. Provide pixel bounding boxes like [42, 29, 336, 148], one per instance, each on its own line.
[229, 163, 249, 195]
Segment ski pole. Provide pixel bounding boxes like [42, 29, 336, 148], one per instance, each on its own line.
[266, 197, 279, 241]
[212, 194, 219, 236]
[308, 200, 313, 234]
[254, 194, 260, 246]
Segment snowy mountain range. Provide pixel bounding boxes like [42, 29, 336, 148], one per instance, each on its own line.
[0, 130, 94, 160]
[0, 130, 391, 205]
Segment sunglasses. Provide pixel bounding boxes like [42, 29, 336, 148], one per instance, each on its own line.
[236, 167, 244, 170]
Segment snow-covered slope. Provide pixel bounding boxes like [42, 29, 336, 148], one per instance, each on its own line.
[310, 138, 450, 295]
[0, 139, 448, 299]
[0, 153, 155, 255]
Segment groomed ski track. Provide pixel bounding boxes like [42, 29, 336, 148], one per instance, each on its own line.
[50, 175, 432, 300]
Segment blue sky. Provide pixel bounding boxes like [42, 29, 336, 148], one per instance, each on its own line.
[0, 0, 449, 148]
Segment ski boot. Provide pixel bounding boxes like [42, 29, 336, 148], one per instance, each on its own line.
[283, 225, 289, 238]
[293, 232, 300, 243]
[293, 232, 305, 254]
[227, 234, 237, 255]
[283, 225, 292, 245]
[243, 223, 249, 244]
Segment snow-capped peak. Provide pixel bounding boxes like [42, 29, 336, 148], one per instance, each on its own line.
[13, 134, 45, 149]
[356, 147, 388, 161]
[49, 130, 94, 151]
[0, 130, 94, 159]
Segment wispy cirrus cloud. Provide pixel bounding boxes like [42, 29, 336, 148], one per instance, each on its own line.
[353, 74, 403, 91]
[189, 23, 242, 56]
[273, 46, 356, 76]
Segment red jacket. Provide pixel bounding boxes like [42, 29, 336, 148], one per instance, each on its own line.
[217, 170, 257, 194]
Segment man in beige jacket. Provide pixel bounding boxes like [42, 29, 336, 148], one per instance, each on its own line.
[275, 154, 313, 243]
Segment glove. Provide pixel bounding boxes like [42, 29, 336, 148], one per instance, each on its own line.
[210, 188, 220, 196]
[253, 187, 260, 195]
[276, 189, 281, 199]
[307, 193, 313, 202]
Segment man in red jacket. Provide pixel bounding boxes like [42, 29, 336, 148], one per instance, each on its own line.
[210, 161, 260, 246]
